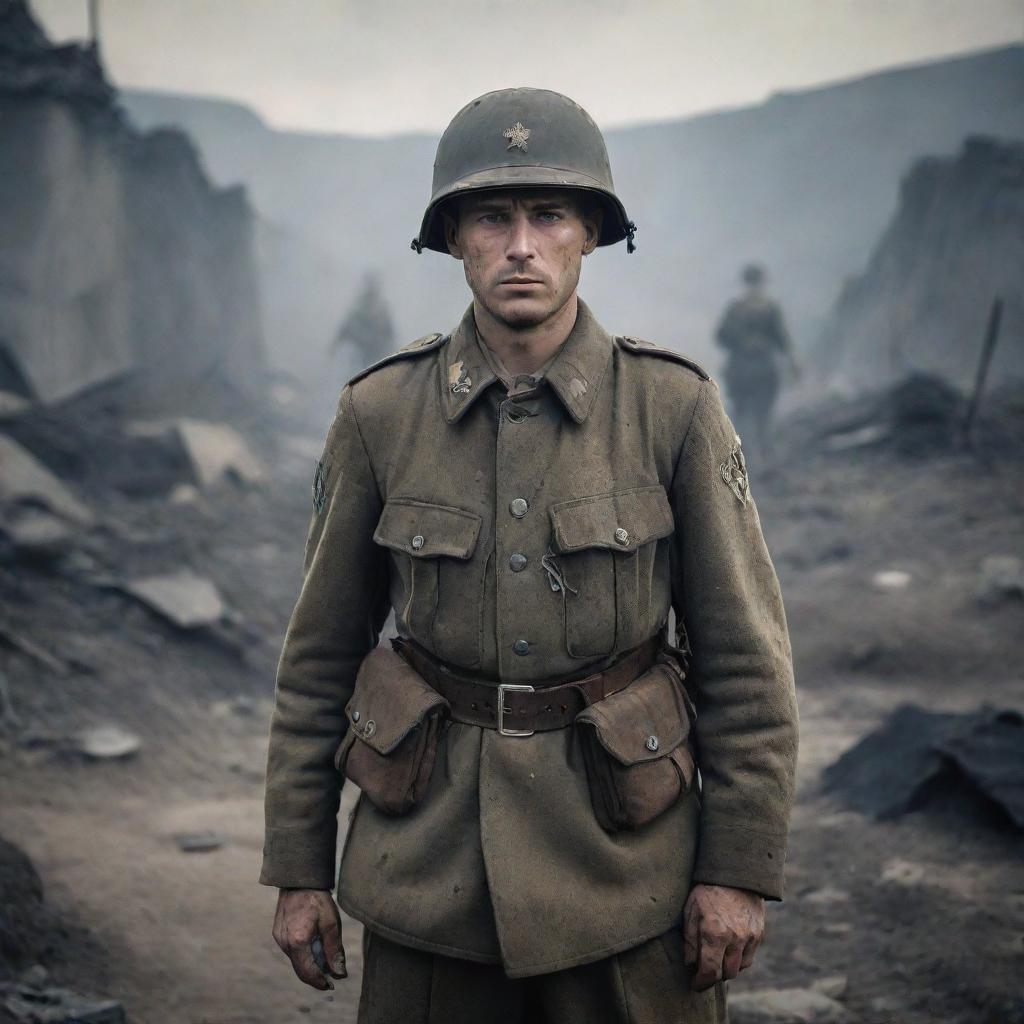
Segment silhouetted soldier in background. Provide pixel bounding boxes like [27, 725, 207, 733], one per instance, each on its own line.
[333, 271, 396, 368]
[715, 264, 799, 468]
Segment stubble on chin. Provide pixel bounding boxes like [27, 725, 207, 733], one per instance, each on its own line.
[475, 289, 549, 331]
[493, 304, 548, 330]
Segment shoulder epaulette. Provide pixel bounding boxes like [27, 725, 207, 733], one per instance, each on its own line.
[617, 336, 711, 381]
[346, 332, 449, 387]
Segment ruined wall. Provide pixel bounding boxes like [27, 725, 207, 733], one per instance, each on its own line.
[816, 136, 1024, 394]
[0, 2, 265, 405]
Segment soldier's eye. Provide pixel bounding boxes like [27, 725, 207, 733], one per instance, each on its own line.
[480, 212, 506, 225]
[537, 211, 562, 223]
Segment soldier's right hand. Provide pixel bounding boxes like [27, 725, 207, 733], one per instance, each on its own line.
[273, 887, 348, 990]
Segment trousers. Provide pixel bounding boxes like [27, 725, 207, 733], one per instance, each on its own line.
[356, 926, 727, 1024]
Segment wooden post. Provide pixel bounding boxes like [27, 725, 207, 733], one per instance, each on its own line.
[88, 0, 100, 54]
[962, 296, 1003, 446]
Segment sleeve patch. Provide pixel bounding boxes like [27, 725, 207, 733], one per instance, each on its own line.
[312, 457, 330, 515]
[720, 435, 750, 506]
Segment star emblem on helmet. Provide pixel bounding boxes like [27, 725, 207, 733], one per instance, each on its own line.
[503, 122, 530, 151]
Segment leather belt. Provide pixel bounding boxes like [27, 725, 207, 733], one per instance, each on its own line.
[392, 636, 662, 737]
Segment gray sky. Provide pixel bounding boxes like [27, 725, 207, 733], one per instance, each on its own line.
[34, 0, 1023, 136]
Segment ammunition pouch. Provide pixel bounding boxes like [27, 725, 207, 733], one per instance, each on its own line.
[335, 645, 449, 815]
[576, 659, 696, 832]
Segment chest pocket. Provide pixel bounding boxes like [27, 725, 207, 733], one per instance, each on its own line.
[549, 485, 675, 659]
[373, 498, 483, 665]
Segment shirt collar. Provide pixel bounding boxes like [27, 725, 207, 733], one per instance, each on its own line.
[440, 298, 613, 425]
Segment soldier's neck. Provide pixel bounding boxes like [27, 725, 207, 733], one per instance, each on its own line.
[473, 294, 577, 376]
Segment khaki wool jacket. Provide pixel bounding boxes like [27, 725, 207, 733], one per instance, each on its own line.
[260, 299, 799, 979]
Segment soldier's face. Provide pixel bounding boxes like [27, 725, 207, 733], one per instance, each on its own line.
[445, 190, 601, 329]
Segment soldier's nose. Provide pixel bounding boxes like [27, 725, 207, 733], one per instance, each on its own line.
[505, 217, 536, 264]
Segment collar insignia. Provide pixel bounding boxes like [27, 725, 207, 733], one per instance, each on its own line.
[449, 360, 473, 394]
[503, 122, 530, 151]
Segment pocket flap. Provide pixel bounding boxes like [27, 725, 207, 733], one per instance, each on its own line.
[374, 498, 482, 560]
[549, 485, 674, 554]
[345, 646, 449, 755]
[576, 664, 691, 765]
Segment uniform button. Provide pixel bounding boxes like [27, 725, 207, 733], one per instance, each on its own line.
[614, 527, 629, 545]
[513, 639, 530, 656]
[411, 535, 425, 550]
[510, 498, 529, 518]
[509, 553, 528, 572]
[646, 735, 659, 752]
[352, 710, 361, 723]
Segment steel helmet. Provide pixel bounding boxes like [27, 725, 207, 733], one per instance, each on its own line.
[412, 87, 636, 255]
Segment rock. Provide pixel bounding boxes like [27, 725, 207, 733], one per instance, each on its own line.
[0, 507, 74, 558]
[976, 555, 1024, 605]
[802, 886, 851, 905]
[820, 922, 853, 936]
[728, 987, 850, 1023]
[0, 435, 93, 526]
[868, 995, 902, 1015]
[880, 858, 926, 885]
[1, 982, 125, 1023]
[212, 695, 257, 718]
[175, 418, 264, 488]
[120, 571, 225, 629]
[168, 483, 203, 506]
[811, 975, 848, 999]
[0, 391, 31, 419]
[934, 708, 1024, 828]
[75, 724, 141, 760]
[824, 422, 892, 452]
[174, 831, 226, 853]
[0, 835, 47, 969]
[824, 704, 1024, 830]
[872, 569, 911, 590]
[126, 418, 264, 490]
[18, 965, 49, 988]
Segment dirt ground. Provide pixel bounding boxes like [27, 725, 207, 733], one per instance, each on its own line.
[1, 389, 1022, 1024]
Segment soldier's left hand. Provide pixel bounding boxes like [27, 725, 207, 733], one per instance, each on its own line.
[683, 883, 765, 991]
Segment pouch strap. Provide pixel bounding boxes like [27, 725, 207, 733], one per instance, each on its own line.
[393, 636, 662, 733]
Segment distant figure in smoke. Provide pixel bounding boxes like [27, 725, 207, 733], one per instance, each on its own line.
[333, 271, 396, 367]
[714, 264, 800, 467]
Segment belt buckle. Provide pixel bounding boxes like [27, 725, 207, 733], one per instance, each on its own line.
[497, 683, 535, 737]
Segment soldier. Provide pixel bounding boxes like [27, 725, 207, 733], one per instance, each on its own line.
[261, 89, 798, 1024]
[714, 264, 800, 469]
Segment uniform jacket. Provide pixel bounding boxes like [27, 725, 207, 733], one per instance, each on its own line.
[260, 299, 799, 978]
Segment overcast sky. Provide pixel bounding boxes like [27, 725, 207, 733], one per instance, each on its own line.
[34, 0, 1023, 136]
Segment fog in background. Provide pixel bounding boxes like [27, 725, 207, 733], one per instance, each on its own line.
[2, 4, 1023, 1023]
[31, 2, 1023, 422]
[31, 0, 1024, 135]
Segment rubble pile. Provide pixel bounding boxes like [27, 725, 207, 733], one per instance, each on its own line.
[0, 0, 112, 109]
[0, 835, 122, 1023]
[816, 136, 1024, 393]
[781, 371, 1024, 465]
[0, 367, 318, 1018]
[0, 0, 266, 407]
[822, 704, 1024, 830]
